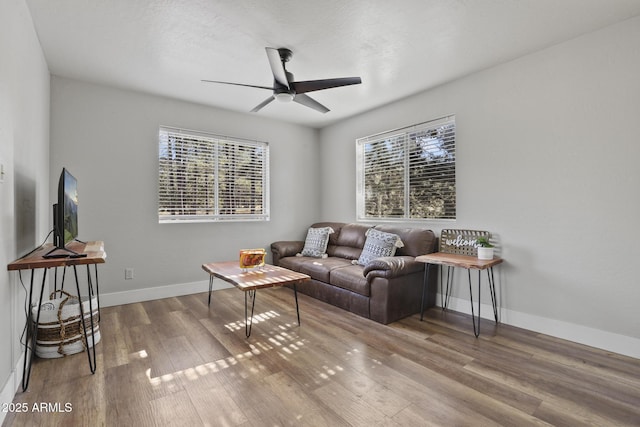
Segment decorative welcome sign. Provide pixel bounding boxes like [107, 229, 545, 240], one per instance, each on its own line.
[439, 229, 491, 256]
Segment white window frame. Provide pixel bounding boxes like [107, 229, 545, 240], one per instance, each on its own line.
[158, 126, 270, 223]
[356, 115, 456, 221]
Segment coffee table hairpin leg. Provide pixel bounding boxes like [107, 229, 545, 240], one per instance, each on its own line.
[293, 283, 300, 326]
[244, 284, 301, 338]
[245, 289, 257, 338]
[207, 276, 258, 338]
[203, 262, 306, 338]
[208, 275, 214, 306]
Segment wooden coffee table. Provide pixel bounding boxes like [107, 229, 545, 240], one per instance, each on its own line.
[201, 261, 310, 337]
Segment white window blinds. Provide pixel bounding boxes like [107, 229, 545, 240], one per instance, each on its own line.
[158, 126, 269, 223]
[356, 116, 456, 220]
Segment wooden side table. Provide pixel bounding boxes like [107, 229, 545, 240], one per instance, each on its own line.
[8, 241, 106, 391]
[415, 252, 503, 337]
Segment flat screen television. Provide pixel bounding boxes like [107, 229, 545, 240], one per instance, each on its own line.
[44, 168, 84, 258]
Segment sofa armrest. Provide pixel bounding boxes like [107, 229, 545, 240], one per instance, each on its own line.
[363, 256, 424, 281]
[271, 241, 304, 265]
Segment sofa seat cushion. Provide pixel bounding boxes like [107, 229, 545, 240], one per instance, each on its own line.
[329, 264, 370, 297]
[278, 256, 353, 283]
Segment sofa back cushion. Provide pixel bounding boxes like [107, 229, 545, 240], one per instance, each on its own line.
[374, 225, 436, 257]
[306, 222, 436, 260]
[328, 223, 371, 260]
[310, 222, 345, 246]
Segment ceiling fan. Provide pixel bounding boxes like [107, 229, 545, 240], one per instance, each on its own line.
[202, 47, 362, 114]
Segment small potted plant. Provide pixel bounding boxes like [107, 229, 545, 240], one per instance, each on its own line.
[476, 236, 494, 260]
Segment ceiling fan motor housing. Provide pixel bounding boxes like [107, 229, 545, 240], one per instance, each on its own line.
[277, 48, 293, 63]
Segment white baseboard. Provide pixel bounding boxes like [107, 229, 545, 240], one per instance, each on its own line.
[436, 293, 640, 360]
[0, 352, 24, 426]
[99, 279, 232, 307]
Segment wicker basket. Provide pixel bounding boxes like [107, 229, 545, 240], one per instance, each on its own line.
[31, 290, 100, 359]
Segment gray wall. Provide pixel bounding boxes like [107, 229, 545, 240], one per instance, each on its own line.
[319, 16, 640, 357]
[49, 77, 320, 304]
[0, 0, 50, 412]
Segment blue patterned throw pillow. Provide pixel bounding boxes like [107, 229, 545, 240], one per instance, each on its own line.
[355, 228, 404, 266]
[297, 227, 334, 258]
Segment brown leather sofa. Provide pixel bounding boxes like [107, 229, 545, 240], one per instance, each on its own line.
[270, 222, 438, 324]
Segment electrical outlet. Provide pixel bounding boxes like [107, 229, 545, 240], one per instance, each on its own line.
[125, 268, 134, 280]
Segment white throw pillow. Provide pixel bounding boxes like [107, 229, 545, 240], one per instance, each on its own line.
[355, 228, 404, 266]
[297, 227, 334, 258]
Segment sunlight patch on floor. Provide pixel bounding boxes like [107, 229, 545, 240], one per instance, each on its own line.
[143, 318, 311, 386]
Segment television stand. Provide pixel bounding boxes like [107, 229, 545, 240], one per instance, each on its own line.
[7, 241, 106, 391]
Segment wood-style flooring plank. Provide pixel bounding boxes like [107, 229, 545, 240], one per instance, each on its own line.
[4, 287, 639, 427]
[99, 309, 133, 369]
[384, 353, 550, 427]
[464, 359, 639, 426]
[313, 380, 394, 426]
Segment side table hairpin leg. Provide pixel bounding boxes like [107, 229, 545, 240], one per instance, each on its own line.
[468, 269, 481, 337]
[21, 268, 48, 391]
[420, 263, 431, 321]
[421, 263, 456, 321]
[468, 267, 500, 337]
[73, 265, 98, 374]
[488, 267, 499, 322]
[83, 264, 101, 322]
[443, 266, 454, 310]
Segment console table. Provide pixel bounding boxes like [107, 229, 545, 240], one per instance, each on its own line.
[7, 240, 106, 391]
[415, 252, 503, 337]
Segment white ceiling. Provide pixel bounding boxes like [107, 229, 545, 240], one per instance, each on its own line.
[25, 0, 640, 128]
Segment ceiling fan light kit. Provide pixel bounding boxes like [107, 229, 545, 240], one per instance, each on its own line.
[275, 92, 294, 102]
[203, 47, 361, 113]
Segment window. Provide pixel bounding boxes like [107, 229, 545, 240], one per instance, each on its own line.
[356, 116, 456, 221]
[158, 126, 269, 223]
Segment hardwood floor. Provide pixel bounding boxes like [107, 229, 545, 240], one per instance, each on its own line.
[4, 287, 640, 426]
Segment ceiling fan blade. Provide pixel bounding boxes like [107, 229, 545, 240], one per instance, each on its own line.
[291, 77, 361, 94]
[251, 96, 275, 112]
[265, 47, 290, 89]
[201, 80, 273, 91]
[293, 93, 329, 113]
